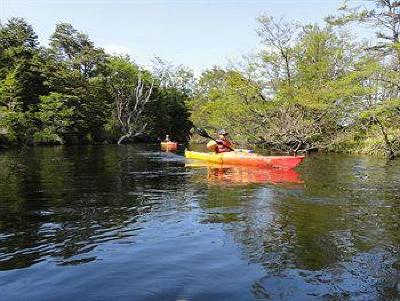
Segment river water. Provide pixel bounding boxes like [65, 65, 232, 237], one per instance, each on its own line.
[0, 145, 399, 301]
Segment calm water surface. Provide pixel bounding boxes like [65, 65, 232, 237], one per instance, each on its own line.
[0, 145, 399, 300]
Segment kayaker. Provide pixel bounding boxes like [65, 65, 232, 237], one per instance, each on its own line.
[207, 129, 233, 153]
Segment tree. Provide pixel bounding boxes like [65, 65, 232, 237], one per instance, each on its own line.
[107, 57, 154, 144]
[49, 23, 107, 78]
[188, 67, 264, 144]
[253, 19, 364, 153]
[0, 19, 194, 146]
[0, 17, 39, 75]
[326, 1, 399, 52]
[189, 18, 370, 154]
[146, 87, 192, 142]
[0, 18, 46, 108]
[151, 56, 195, 95]
[0, 18, 47, 143]
[326, 0, 400, 88]
[326, 0, 400, 158]
[256, 16, 301, 95]
[33, 93, 79, 144]
[43, 23, 110, 142]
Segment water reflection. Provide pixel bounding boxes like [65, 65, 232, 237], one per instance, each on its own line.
[186, 162, 303, 187]
[0, 145, 188, 270]
[0, 147, 399, 300]
[195, 154, 400, 300]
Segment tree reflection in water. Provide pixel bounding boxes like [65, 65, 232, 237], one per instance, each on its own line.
[0, 145, 189, 270]
[195, 154, 400, 300]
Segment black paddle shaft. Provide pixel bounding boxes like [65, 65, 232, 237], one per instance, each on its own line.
[194, 127, 213, 140]
[193, 127, 234, 151]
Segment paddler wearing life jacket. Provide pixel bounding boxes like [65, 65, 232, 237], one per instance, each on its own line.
[206, 129, 233, 153]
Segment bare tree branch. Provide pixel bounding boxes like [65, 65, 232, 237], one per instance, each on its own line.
[110, 74, 154, 144]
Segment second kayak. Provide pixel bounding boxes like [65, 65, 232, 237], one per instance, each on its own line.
[185, 150, 304, 169]
[161, 141, 178, 151]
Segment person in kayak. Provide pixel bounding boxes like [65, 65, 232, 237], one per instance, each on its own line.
[207, 129, 233, 153]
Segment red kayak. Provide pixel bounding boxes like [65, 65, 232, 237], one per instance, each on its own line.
[185, 150, 304, 169]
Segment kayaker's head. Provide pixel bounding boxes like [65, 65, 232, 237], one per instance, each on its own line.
[217, 129, 228, 139]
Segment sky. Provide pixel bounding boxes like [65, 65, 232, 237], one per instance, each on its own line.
[1, 0, 349, 73]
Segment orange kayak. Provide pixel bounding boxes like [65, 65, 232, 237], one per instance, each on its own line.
[185, 150, 304, 169]
[161, 141, 178, 151]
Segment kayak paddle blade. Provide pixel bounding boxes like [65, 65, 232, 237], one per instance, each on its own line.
[194, 127, 213, 140]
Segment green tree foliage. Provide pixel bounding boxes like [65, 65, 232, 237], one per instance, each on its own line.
[107, 56, 192, 143]
[152, 56, 196, 95]
[326, 0, 400, 158]
[33, 93, 80, 144]
[41, 23, 111, 143]
[188, 10, 399, 158]
[0, 18, 47, 143]
[0, 12, 398, 158]
[147, 88, 192, 142]
[189, 22, 369, 154]
[0, 19, 192, 145]
[188, 67, 262, 143]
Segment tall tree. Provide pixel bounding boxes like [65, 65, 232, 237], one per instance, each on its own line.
[151, 57, 195, 95]
[0, 18, 47, 109]
[42, 22, 110, 142]
[327, 0, 400, 158]
[107, 56, 154, 144]
[0, 18, 47, 142]
[49, 23, 107, 77]
[256, 16, 300, 95]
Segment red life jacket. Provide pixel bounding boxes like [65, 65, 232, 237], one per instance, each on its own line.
[215, 139, 233, 153]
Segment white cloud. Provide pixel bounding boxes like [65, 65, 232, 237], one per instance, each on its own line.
[103, 45, 131, 56]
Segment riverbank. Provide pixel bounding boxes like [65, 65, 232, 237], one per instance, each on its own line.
[326, 127, 400, 159]
[2, 131, 399, 160]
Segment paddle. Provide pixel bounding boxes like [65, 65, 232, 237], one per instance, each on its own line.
[193, 127, 234, 151]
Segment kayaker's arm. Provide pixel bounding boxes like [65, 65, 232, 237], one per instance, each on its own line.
[193, 127, 235, 151]
[216, 140, 234, 152]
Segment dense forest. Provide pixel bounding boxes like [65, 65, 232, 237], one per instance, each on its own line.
[1, 0, 399, 158]
[0, 20, 193, 145]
